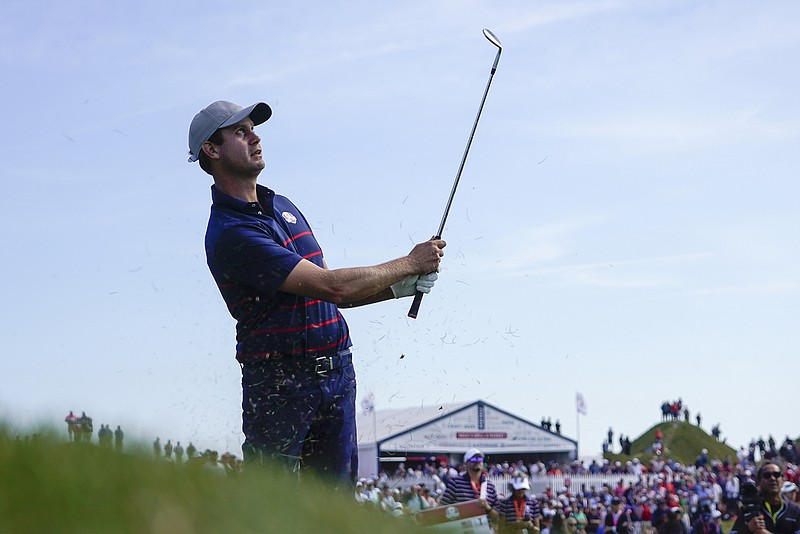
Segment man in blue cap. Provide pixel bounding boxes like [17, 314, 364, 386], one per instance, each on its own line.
[188, 100, 445, 485]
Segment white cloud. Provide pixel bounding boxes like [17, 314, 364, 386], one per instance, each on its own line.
[552, 109, 800, 152]
[502, 252, 712, 288]
[670, 280, 800, 298]
[502, 0, 629, 34]
[458, 213, 715, 289]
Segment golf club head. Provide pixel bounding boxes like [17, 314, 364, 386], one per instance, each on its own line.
[482, 28, 502, 49]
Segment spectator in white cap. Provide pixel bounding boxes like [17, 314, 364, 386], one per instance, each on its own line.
[440, 448, 498, 519]
[781, 481, 798, 503]
[496, 472, 542, 533]
[711, 509, 723, 531]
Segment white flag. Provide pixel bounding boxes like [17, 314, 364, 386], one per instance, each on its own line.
[576, 392, 587, 415]
[361, 392, 375, 415]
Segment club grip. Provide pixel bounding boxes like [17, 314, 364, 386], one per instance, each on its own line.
[407, 290, 425, 319]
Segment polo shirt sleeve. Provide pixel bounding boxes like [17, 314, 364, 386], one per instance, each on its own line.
[487, 484, 499, 507]
[212, 222, 303, 296]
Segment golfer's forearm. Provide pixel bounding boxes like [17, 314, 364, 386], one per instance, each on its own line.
[282, 257, 414, 304]
[339, 287, 394, 308]
[327, 260, 417, 303]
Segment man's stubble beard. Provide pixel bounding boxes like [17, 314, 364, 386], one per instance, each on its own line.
[233, 158, 265, 181]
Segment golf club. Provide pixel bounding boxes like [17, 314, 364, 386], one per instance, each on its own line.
[408, 28, 503, 319]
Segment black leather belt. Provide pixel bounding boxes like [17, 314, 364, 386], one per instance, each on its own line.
[239, 349, 352, 377]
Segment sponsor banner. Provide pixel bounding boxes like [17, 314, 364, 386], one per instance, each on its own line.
[380, 403, 574, 453]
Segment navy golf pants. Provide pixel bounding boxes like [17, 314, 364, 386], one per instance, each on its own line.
[240, 353, 358, 484]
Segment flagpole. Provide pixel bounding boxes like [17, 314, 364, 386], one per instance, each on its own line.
[575, 392, 586, 459]
[373, 405, 377, 444]
[361, 392, 378, 475]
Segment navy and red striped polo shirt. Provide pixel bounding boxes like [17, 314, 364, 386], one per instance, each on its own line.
[440, 472, 499, 508]
[496, 495, 541, 525]
[205, 184, 351, 361]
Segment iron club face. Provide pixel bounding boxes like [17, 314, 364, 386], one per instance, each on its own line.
[482, 28, 502, 49]
[482, 29, 502, 71]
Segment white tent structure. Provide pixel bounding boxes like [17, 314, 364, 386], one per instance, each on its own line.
[357, 399, 577, 479]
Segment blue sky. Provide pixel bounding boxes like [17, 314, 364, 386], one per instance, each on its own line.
[2, 0, 798, 459]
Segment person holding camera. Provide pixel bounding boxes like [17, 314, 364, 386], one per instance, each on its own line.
[730, 462, 800, 534]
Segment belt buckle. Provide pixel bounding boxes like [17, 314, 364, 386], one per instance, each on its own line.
[314, 356, 334, 377]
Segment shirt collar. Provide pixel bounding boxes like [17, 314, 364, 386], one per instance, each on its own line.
[211, 184, 275, 214]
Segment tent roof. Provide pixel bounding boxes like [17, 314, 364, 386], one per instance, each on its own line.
[357, 399, 577, 455]
[357, 401, 471, 443]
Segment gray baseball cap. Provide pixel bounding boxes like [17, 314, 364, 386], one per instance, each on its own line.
[187, 100, 272, 162]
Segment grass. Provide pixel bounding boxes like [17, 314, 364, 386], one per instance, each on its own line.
[604, 420, 738, 466]
[0, 424, 420, 534]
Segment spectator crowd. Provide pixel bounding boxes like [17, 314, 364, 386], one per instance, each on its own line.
[64, 410, 124, 451]
[356, 436, 799, 533]
[151, 435, 242, 474]
[63, 409, 241, 474]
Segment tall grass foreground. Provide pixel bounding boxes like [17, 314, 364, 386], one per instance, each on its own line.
[0, 425, 418, 534]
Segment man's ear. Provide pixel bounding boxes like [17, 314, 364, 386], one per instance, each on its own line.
[201, 141, 220, 159]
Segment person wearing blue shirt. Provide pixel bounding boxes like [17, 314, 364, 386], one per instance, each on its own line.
[188, 100, 445, 485]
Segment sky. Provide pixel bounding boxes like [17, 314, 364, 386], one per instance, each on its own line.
[1, 0, 798, 460]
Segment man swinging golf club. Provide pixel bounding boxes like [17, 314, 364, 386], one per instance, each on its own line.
[188, 100, 445, 484]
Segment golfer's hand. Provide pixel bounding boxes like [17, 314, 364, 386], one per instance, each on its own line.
[415, 272, 438, 293]
[409, 238, 446, 274]
[391, 272, 438, 298]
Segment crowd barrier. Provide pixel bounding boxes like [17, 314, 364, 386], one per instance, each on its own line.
[528, 474, 642, 495]
[383, 473, 647, 497]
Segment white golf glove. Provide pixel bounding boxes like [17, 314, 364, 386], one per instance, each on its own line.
[390, 272, 439, 299]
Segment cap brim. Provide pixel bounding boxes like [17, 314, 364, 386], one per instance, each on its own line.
[220, 102, 272, 129]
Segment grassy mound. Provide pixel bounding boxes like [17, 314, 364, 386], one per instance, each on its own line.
[605, 420, 737, 466]
[0, 424, 418, 533]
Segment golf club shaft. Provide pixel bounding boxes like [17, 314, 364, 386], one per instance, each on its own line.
[408, 39, 501, 319]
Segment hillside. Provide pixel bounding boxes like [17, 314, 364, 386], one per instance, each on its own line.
[604, 420, 737, 466]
